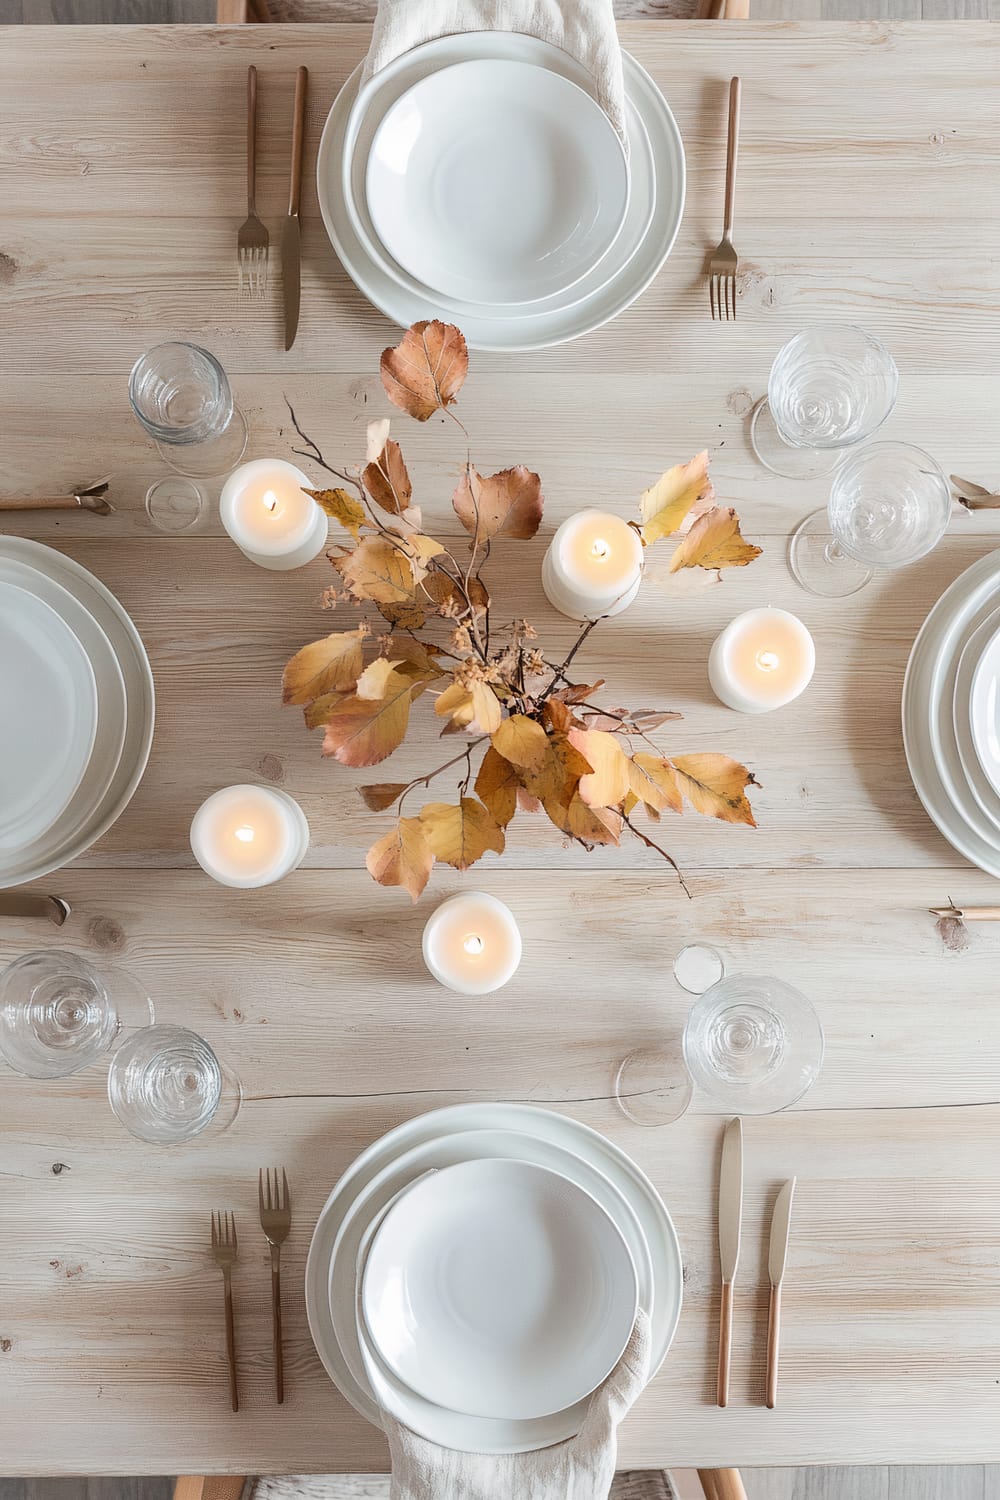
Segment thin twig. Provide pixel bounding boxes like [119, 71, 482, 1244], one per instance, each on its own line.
[396, 737, 488, 815]
[539, 617, 602, 703]
[621, 813, 690, 897]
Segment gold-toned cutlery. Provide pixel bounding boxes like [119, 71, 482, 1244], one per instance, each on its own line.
[282, 65, 308, 350]
[238, 65, 269, 299]
[766, 1177, 796, 1409]
[708, 77, 741, 322]
[259, 1166, 291, 1403]
[951, 475, 1000, 509]
[210, 1210, 240, 1412]
[0, 893, 69, 924]
[930, 903, 1000, 921]
[716, 1116, 743, 1407]
[0, 479, 112, 516]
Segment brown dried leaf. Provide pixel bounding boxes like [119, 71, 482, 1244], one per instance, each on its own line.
[568, 728, 631, 809]
[321, 668, 418, 767]
[630, 710, 683, 732]
[362, 439, 412, 516]
[542, 699, 580, 736]
[358, 782, 410, 812]
[421, 569, 490, 620]
[383, 637, 444, 676]
[282, 628, 365, 705]
[306, 487, 367, 540]
[671, 753, 758, 827]
[376, 597, 427, 631]
[628, 753, 684, 816]
[366, 817, 434, 903]
[380, 320, 468, 422]
[419, 797, 505, 871]
[563, 795, 623, 845]
[451, 464, 544, 546]
[474, 746, 521, 830]
[639, 452, 714, 546]
[434, 678, 502, 735]
[669, 507, 763, 574]
[337, 535, 418, 607]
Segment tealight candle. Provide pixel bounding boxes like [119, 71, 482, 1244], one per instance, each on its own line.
[190, 785, 310, 887]
[708, 607, 816, 714]
[422, 892, 522, 996]
[542, 509, 644, 621]
[219, 458, 328, 571]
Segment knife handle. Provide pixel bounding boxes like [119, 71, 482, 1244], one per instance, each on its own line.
[717, 1278, 733, 1407]
[288, 65, 307, 218]
[766, 1283, 781, 1409]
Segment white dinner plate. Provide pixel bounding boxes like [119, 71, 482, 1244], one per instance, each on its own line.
[0, 539, 155, 889]
[317, 38, 685, 351]
[365, 60, 629, 307]
[951, 607, 1000, 827]
[306, 1105, 681, 1454]
[361, 1158, 638, 1421]
[0, 581, 97, 852]
[970, 621, 1000, 798]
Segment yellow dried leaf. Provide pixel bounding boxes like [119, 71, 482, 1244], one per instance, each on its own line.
[403, 533, 447, 585]
[362, 439, 412, 516]
[669, 507, 763, 573]
[282, 628, 365, 705]
[306, 487, 366, 540]
[337, 535, 418, 606]
[474, 746, 520, 829]
[435, 679, 502, 735]
[322, 670, 417, 767]
[303, 690, 349, 730]
[419, 798, 505, 871]
[568, 728, 631, 809]
[366, 817, 434, 903]
[380, 320, 469, 422]
[356, 658, 405, 700]
[671, 753, 758, 826]
[491, 714, 549, 771]
[629, 753, 684, 816]
[639, 452, 714, 546]
[563, 795, 622, 845]
[451, 464, 543, 546]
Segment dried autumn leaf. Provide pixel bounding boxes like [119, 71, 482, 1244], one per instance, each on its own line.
[474, 746, 520, 829]
[451, 464, 544, 546]
[358, 783, 409, 812]
[380, 320, 468, 422]
[421, 569, 489, 620]
[639, 452, 714, 546]
[306, 487, 366, 541]
[671, 753, 758, 827]
[493, 714, 593, 823]
[366, 817, 434, 902]
[403, 533, 447, 585]
[356, 657, 406, 700]
[434, 678, 502, 735]
[303, 690, 350, 730]
[383, 637, 444, 675]
[282, 628, 365, 705]
[322, 668, 420, 767]
[563, 795, 622, 845]
[492, 714, 549, 772]
[568, 729, 631, 809]
[669, 507, 763, 574]
[419, 798, 505, 870]
[366, 418, 390, 462]
[376, 597, 427, 631]
[363, 439, 412, 516]
[337, 535, 418, 607]
[629, 753, 684, 816]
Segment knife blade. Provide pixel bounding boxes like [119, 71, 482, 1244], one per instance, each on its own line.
[716, 1116, 743, 1407]
[766, 1176, 796, 1409]
[282, 65, 308, 351]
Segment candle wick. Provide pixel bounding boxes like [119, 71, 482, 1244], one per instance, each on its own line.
[591, 539, 610, 561]
[756, 650, 780, 673]
[463, 934, 485, 956]
[234, 825, 255, 843]
[262, 490, 279, 514]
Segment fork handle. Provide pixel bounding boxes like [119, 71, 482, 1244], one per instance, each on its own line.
[288, 65, 308, 218]
[724, 76, 741, 239]
[270, 1247, 284, 1404]
[223, 1271, 239, 1413]
[246, 65, 257, 214]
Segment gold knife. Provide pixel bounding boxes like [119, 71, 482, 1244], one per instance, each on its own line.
[282, 65, 308, 351]
[717, 1116, 743, 1407]
[0, 892, 70, 924]
[766, 1176, 796, 1409]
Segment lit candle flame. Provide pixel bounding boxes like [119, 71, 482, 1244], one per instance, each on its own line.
[262, 490, 279, 514]
[591, 538, 610, 561]
[756, 650, 780, 673]
[234, 824, 255, 843]
[463, 934, 485, 956]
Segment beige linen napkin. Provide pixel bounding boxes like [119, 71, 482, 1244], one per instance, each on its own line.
[361, 0, 629, 151]
[382, 1309, 652, 1500]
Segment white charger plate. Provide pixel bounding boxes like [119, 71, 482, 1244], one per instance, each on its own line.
[0, 539, 155, 889]
[306, 1104, 681, 1454]
[0, 581, 98, 852]
[366, 59, 629, 307]
[361, 1157, 638, 1422]
[317, 40, 685, 351]
[969, 621, 1000, 798]
[951, 606, 1000, 826]
[342, 33, 655, 321]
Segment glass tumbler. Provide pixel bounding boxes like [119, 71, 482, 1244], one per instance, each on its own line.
[682, 973, 824, 1115]
[750, 325, 899, 479]
[0, 949, 154, 1080]
[128, 342, 248, 479]
[790, 441, 952, 598]
[107, 1024, 242, 1144]
[614, 943, 726, 1127]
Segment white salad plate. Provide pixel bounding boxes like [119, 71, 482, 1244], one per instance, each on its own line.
[969, 620, 1000, 798]
[0, 539, 155, 889]
[361, 1157, 638, 1422]
[0, 580, 98, 853]
[306, 1104, 681, 1454]
[317, 34, 685, 351]
[951, 607, 1000, 827]
[365, 59, 629, 307]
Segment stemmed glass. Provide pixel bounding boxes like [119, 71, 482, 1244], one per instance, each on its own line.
[789, 440, 952, 598]
[750, 324, 898, 479]
[129, 342, 248, 479]
[682, 974, 824, 1115]
[614, 943, 725, 1127]
[0, 949, 153, 1080]
[107, 1024, 242, 1144]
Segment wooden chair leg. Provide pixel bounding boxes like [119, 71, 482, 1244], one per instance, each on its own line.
[697, 0, 751, 14]
[216, 0, 250, 21]
[698, 1470, 749, 1500]
[174, 1479, 249, 1500]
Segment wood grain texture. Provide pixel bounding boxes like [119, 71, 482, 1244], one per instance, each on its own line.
[3, 15, 1000, 1482]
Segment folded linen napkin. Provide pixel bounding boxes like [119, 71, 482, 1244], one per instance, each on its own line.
[361, 0, 628, 151]
[382, 1309, 652, 1500]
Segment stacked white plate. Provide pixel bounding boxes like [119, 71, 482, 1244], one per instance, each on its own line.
[903, 549, 1000, 876]
[0, 538, 155, 888]
[305, 1102, 682, 1453]
[316, 33, 685, 352]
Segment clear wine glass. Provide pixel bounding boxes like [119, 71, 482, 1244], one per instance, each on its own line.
[0, 949, 154, 1080]
[789, 441, 952, 598]
[107, 1024, 242, 1144]
[750, 325, 899, 479]
[614, 943, 725, 1127]
[682, 973, 823, 1115]
[128, 342, 248, 479]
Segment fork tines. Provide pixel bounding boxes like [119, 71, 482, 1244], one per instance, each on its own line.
[258, 1165, 290, 1222]
[211, 1208, 238, 1255]
[710, 270, 738, 323]
[238, 243, 268, 300]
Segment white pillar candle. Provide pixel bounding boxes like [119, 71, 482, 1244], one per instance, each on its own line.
[422, 892, 522, 996]
[541, 509, 644, 621]
[219, 459, 328, 571]
[708, 607, 816, 714]
[190, 785, 310, 887]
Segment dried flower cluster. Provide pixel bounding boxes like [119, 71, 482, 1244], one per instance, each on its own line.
[283, 321, 762, 900]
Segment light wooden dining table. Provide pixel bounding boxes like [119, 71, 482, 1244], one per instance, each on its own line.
[2, 15, 1000, 1481]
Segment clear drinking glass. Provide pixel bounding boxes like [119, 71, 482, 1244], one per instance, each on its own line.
[0, 949, 154, 1080]
[789, 441, 952, 598]
[107, 1024, 242, 1144]
[682, 973, 823, 1115]
[614, 943, 725, 1127]
[128, 342, 248, 479]
[750, 325, 899, 479]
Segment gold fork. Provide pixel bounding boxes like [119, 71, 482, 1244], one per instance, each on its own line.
[259, 1167, 291, 1403]
[238, 65, 268, 298]
[708, 77, 742, 321]
[210, 1210, 239, 1412]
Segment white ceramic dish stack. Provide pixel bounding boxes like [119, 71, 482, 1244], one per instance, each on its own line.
[0, 537, 155, 888]
[305, 1102, 683, 1454]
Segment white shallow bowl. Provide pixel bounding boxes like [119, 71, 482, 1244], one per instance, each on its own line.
[361, 1157, 638, 1422]
[969, 618, 1000, 798]
[951, 607, 1000, 827]
[365, 59, 629, 307]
